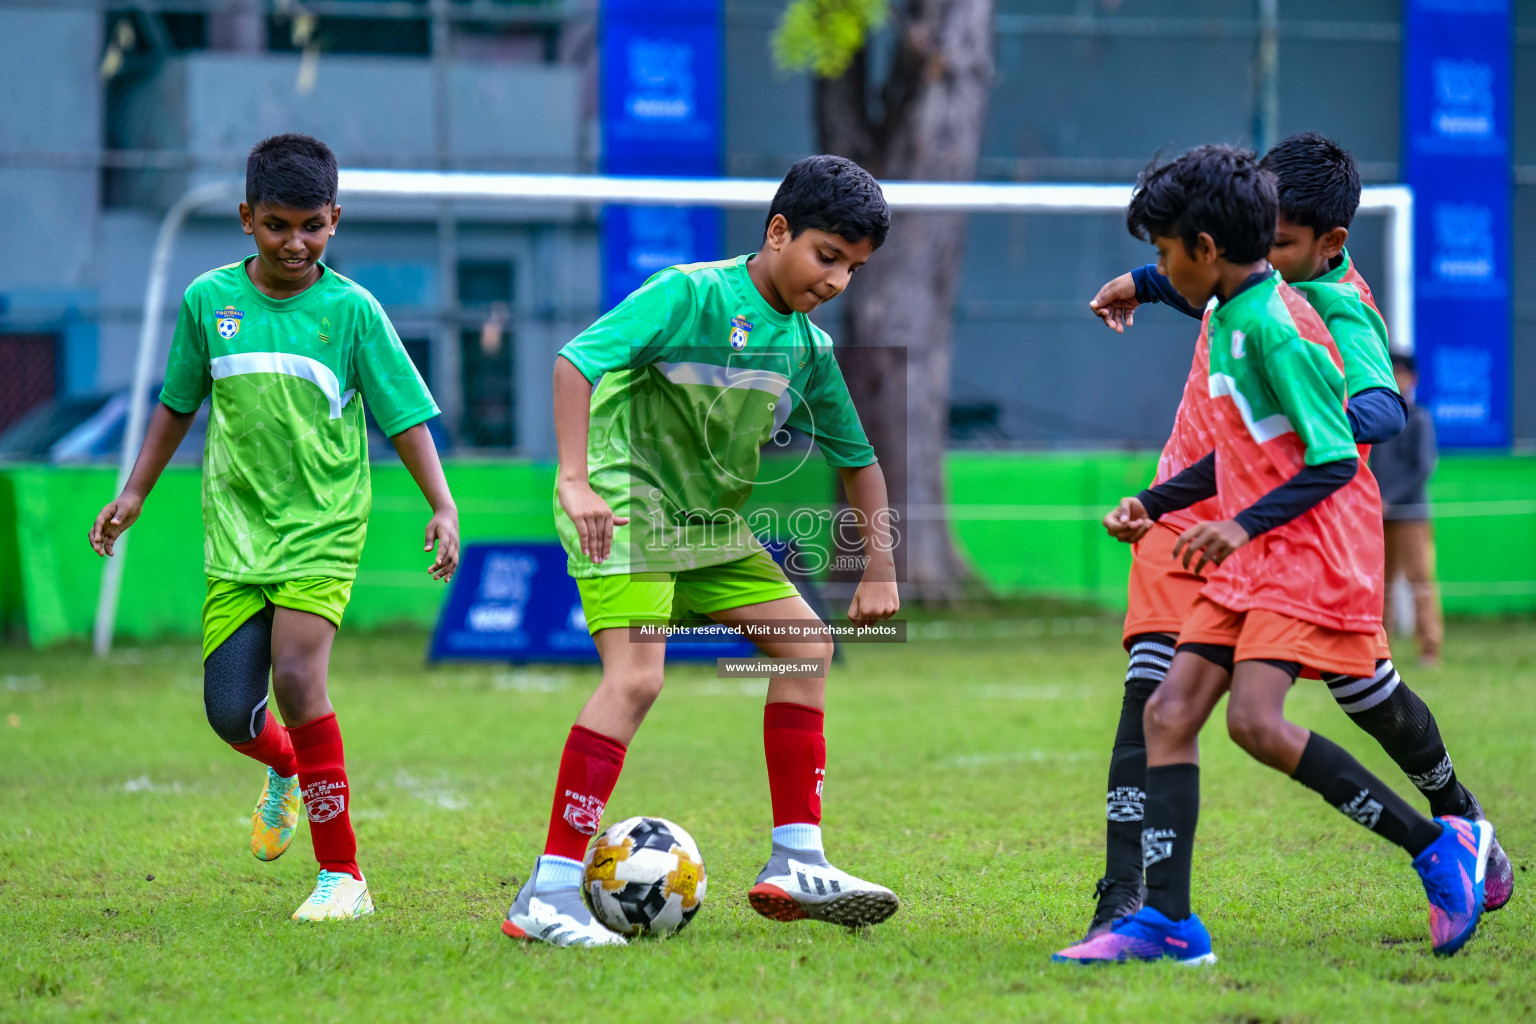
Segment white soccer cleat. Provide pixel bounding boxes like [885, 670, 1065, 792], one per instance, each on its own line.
[748, 844, 900, 927]
[501, 860, 628, 947]
[291, 869, 375, 921]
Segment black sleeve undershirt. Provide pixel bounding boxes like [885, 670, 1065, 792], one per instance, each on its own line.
[1136, 452, 1360, 539]
[1131, 264, 1204, 319]
[1346, 386, 1408, 445]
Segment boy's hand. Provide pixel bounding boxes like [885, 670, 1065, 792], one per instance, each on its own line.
[1173, 520, 1250, 576]
[558, 479, 630, 565]
[1104, 496, 1154, 543]
[1089, 272, 1140, 333]
[89, 492, 144, 557]
[847, 578, 899, 627]
[424, 508, 460, 582]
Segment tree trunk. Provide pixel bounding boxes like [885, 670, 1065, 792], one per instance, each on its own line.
[815, 0, 994, 601]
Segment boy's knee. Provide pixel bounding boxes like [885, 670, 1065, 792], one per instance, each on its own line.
[607, 667, 665, 708]
[802, 640, 834, 672]
[1143, 687, 1198, 742]
[1225, 703, 1280, 759]
[204, 691, 266, 745]
[270, 653, 322, 696]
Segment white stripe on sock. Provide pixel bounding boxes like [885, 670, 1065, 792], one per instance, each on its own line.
[772, 823, 824, 853]
[534, 854, 584, 891]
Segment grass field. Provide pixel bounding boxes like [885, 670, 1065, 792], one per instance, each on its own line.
[3, 612, 1533, 1023]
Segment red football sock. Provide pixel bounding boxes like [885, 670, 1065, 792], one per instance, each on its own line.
[764, 702, 825, 826]
[288, 712, 360, 880]
[543, 725, 627, 863]
[229, 711, 298, 779]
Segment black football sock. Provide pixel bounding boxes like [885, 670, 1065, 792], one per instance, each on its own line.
[1141, 763, 1199, 921]
[1323, 660, 1472, 819]
[1290, 731, 1442, 856]
[1102, 634, 1175, 892]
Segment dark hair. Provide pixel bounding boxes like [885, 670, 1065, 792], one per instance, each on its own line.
[766, 155, 889, 249]
[1390, 351, 1417, 374]
[246, 133, 338, 210]
[1259, 131, 1361, 234]
[1126, 144, 1277, 264]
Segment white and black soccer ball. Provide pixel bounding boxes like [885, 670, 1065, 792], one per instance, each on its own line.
[582, 816, 707, 938]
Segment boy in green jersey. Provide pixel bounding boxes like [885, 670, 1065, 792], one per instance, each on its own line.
[502, 155, 902, 947]
[89, 134, 460, 921]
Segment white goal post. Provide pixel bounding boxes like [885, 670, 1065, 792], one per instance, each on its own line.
[92, 171, 1414, 655]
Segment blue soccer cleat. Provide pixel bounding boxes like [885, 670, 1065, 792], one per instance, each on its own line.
[1052, 906, 1217, 965]
[1413, 816, 1493, 956]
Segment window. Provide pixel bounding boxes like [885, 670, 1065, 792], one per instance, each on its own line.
[401, 338, 433, 392]
[457, 260, 515, 448]
[268, 0, 430, 56]
[0, 334, 58, 433]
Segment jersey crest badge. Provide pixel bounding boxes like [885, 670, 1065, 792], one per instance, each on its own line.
[318, 316, 331, 344]
[1230, 330, 1246, 359]
[729, 315, 753, 351]
[215, 306, 243, 340]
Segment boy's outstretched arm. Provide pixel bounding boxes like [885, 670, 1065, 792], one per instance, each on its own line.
[88, 401, 196, 556]
[390, 422, 460, 581]
[837, 462, 899, 626]
[554, 354, 628, 565]
[1088, 265, 1204, 332]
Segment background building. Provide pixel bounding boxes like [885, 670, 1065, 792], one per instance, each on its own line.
[1, 0, 1531, 457]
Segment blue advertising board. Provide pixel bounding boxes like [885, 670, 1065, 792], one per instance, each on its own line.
[600, 0, 722, 310]
[1403, 0, 1512, 448]
[428, 543, 756, 664]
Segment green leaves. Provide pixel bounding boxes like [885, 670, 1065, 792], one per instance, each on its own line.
[772, 0, 889, 78]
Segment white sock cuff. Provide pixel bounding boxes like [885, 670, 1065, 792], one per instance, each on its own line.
[535, 854, 584, 890]
[772, 823, 824, 853]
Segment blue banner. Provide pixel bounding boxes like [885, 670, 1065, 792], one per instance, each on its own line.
[428, 543, 756, 664]
[600, 0, 722, 310]
[1403, 0, 1512, 448]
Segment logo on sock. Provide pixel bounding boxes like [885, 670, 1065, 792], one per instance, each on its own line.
[1107, 786, 1146, 823]
[1338, 789, 1384, 829]
[1407, 754, 1455, 792]
[303, 779, 347, 823]
[562, 791, 605, 835]
[1141, 827, 1175, 868]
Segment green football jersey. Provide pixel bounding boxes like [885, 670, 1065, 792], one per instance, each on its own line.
[1205, 272, 1357, 473]
[1289, 249, 1397, 397]
[160, 258, 439, 583]
[557, 254, 876, 578]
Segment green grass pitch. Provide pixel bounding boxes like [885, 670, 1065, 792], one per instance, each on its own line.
[3, 614, 1533, 1022]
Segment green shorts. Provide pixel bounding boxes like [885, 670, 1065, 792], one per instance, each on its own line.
[575, 548, 800, 635]
[201, 577, 354, 661]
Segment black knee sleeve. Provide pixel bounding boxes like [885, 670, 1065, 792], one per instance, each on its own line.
[204, 614, 273, 744]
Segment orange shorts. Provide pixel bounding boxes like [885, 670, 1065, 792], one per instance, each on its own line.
[1299, 626, 1390, 680]
[1179, 595, 1378, 679]
[1123, 522, 1207, 647]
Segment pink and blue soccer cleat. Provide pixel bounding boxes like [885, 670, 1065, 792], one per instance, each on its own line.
[1413, 816, 1494, 956]
[1461, 793, 1514, 912]
[1484, 832, 1514, 912]
[1052, 906, 1216, 965]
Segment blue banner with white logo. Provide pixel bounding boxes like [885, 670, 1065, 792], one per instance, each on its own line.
[600, 0, 722, 311]
[1403, 0, 1512, 448]
[428, 543, 756, 663]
